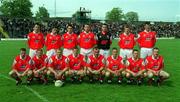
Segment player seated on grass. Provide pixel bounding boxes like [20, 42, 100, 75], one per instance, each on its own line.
[86, 46, 106, 84]
[105, 47, 125, 84]
[47, 49, 69, 83]
[125, 49, 146, 85]
[9, 48, 33, 85]
[31, 49, 48, 84]
[146, 47, 170, 86]
[67, 47, 86, 83]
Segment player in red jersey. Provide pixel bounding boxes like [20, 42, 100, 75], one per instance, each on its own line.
[27, 23, 45, 58]
[62, 24, 78, 56]
[118, 25, 136, 59]
[146, 47, 169, 85]
[67, 47, 86, 83]
[31, 49, 48, 84]
[106, 48, 125, 84]
[78, 24, 96, 58]
[125, 49, 146, 85]
[47, 49, 69, 83]
[86, 46, 105, 83]
[45, 27, 62, 58]
[137, 23, 157, 59]
[9, 48, 33, 85]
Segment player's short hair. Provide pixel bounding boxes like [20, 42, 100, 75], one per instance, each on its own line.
[133, 49, 139, 52]
[83, 24, 90, 27]
[132, 49, 138, 53]
[36, 49, 43, 52]
[67, 24, 74, 29]
[123, 24, 131, 29]
[20, 48, 26, 52]
[34, 22, 41, 27]
[153, 47, 159, 51]
[112, 47, 118, 51]
[93, 45, 99, 50]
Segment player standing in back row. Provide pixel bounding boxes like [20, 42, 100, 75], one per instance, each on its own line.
[27, 23, 44, 58]
[78, 24, 96, 58]
[96, 23, 112, 59]
[62, 24, 78, 57]
[137, 23, 157, 59]
[118, 25, 136, 59]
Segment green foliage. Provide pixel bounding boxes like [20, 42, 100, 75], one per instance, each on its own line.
[0, 0, 33, 18]
[125, 11, 139, 22]
[35, 6, 49, 21]
[105, 7, 124, 22]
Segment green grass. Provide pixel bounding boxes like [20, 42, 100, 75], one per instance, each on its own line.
[0, 39, 180, 102]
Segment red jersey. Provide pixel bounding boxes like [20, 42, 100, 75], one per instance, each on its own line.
[146, 55, 164, 71]
[12, 55, 31, 72]
[106, 56, 124, 71]
[68, 54, 85, 70]
[118, 33, 136, 49]
[127, 58, 145, 73]
[48, 55, 68, 70]
[87, 54, 105, 70]
[27, 32, 44, 49]
[31, 54, 48, 70]
[78, 32, 96, 49]
[45, 33, 62, 51]
[62, 32, 78, 49]
[137, 31, 156, 48]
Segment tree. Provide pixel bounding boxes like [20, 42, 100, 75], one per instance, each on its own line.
[124, 11, 139, 22]
[0, 0, 33, 18]
[105, 7, 124, 22]
[35, 6, 49, 20]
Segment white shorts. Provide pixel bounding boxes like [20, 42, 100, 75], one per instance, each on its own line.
[46, 49, 56, 58]
[29, 49, 37, 58]
[80, 48, 93, 57]
[120, 49, 133, 58]
[140, 47, 153, 59]
[63, 48, 73, 57]
[100, 49, 109, 59]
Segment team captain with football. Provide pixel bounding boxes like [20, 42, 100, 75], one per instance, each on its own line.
[9, 23, 170, 87]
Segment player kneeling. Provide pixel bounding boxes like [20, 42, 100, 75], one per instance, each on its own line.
[106, 48, 125, 84]
[146, 47, 170, 86]
[9, 48, 33, 85]
[125, 49, 146, 85]
[68, 47, 86, 83]
[31, 49, 48, 84]
[47, 49, 69, 86]
[86, 46, 105, 84]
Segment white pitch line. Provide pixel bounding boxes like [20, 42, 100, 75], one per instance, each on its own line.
[0, 74, 50, 102]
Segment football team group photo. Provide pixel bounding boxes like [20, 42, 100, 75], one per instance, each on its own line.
[0, 0, 179, 102]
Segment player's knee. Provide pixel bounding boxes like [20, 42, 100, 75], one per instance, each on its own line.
[101, 70, 105, 75]
[9, 70, 16, 77]
[105, 71, 110, 77]
[46, 70, 51, 76]
[27, 70, 33, 76]
[148, 72, 153, 78]
[162, 72, 170, 79]
[86, 70, 90, 75]
[65, 71, 69, 76]
[126, 73, 130, 78]
[80, 71, 85, 76]
[121, 71, 126, 76]
[143, 72, 147, 77]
